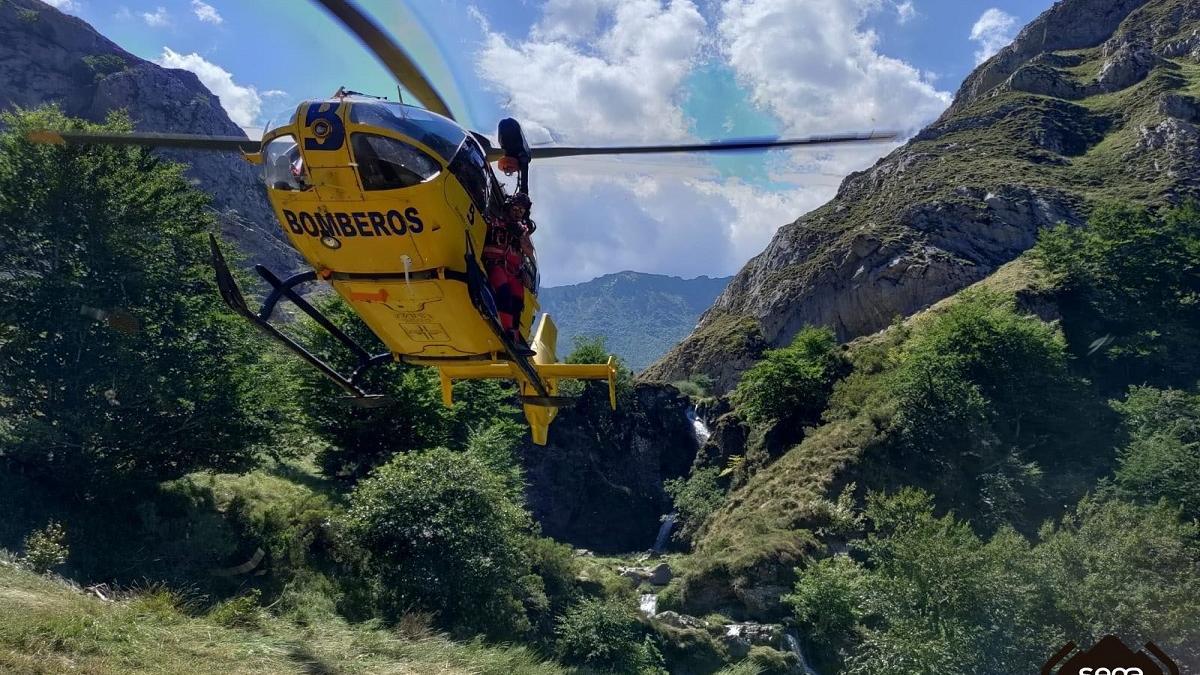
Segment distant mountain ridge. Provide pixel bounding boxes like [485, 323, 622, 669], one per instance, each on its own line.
[539, 271, 731, 371]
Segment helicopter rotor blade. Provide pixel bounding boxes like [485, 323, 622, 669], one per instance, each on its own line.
[487, 131, 899, 161]
[27, 129, 259, 152]
[313, 0, 456, 121]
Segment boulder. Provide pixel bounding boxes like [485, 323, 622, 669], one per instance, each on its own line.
[655, 611, 708, 630]
[1160, 94, 1200, 123]
[1098, 40, 1159, 92]
[721, 622, 785, 660]
[649, 562, 673, 586]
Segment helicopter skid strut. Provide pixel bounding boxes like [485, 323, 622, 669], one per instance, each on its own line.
[209, 235, 392, 408]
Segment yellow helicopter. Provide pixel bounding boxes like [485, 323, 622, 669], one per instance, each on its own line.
[30, 0, 895, 444]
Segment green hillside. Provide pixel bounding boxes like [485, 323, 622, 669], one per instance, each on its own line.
[539, 272, 731, 371]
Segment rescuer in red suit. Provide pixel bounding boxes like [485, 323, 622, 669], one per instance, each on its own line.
[483, 192, 536, 356]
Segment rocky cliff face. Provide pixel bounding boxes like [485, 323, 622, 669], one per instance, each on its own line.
[644, 0, 1200, 393]
[521, 382, 698, 552]
[0, 0, 299, 272]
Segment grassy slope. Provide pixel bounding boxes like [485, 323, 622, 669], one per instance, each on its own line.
[646, 0, 1200, 388]
[666, 256, 1068, 620]
[663, 0, 1200, 615]
[0, 558, 561, 675]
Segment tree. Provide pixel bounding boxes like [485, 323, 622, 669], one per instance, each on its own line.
[731, 326, 845, 426]
[1112, 386, 1200, 520]
[888, 291, 1108, 529]
[1034, 497, 1200, 667]
[342, 447, 535, 637]
[0, 107, 285, 491]
[1034, 204, 1200, 390]
[787, 490, 1200, 674]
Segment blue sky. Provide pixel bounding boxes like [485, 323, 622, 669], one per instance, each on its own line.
[47, 0, 1054, 284]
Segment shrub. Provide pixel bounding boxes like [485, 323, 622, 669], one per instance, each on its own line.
[206, 589, 264, 628]
[22, 521, 68, 573]
[888, 291, 1107, 528]
[554, 598, 665, 674]
[731, 326, 845, 425]
[746, 646, 799, 674]
[343, 448, 534, 638]
[664, 468, 726, 544]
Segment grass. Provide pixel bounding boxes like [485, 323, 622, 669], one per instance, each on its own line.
[0, 553, 563, 675]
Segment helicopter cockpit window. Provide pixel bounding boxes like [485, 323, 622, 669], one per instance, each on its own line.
[351, 133, 441, 191]
[448, 136, 490, 213]
[263, 135, 309, 191]
[349, 102, 465, 162]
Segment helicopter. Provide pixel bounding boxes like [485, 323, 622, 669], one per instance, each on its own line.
[29, 0, 896, 445]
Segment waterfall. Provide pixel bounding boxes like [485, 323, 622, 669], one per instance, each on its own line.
[686, 405, 711, 444]
[652, 513, 676, 553]
[639, 593, 658, 617]
[784, 632, 820, 675]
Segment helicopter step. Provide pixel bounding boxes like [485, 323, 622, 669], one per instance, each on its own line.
[209, 236, 392, 407]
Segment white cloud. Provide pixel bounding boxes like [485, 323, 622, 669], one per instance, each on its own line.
[895, 0, 916, 24]
[719, 0, 949, 136]
[191, 0, 222, 25]
[969, 8, 1018, 64]
[262, 89, 289, 98]
[42, 0, 81, 13]
[473, 0, 945, 285]
[155, 48, 262, 130]
[478, 0, 705, 145]
[141, 6, 169, 27]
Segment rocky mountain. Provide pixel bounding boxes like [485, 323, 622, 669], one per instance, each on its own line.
[644, 0, 1200, 392]
[539, 271, 731, 371]
[0, 0, 299, 272]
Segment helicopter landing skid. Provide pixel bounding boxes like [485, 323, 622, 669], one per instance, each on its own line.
[209, 235, 392, 404]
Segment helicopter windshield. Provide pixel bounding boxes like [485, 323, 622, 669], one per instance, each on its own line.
[263, 135, 308, 191]
[349, 101, 465, 162]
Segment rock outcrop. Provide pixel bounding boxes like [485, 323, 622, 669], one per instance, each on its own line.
[644, 0, 1200, 392]
[0, 0, 299, 272]
[521, 382, 699, 552]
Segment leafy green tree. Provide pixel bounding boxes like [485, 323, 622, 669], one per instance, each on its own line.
[889, 291, 1107, 528]
[664, 467, 726, 544]
[1034, 497, 1200, 666]
[560, 335, 632, 402]
[732, 326, 846, 426]
[554, 598, 665, 674]
[294, 296, 517, 481]
[342, 447, 535, 638]
[788, 490, 1200, 674]
[0, 108, 284, 491]
[1111, 386, 1200, 520]
[1034, 204, 1200, 390]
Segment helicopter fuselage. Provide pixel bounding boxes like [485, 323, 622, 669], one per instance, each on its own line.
[255, 98, 536, 361]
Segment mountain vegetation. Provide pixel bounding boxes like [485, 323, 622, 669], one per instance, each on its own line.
[657, 202, 1200, 672]
[539, 272, 730, 371]
[4, 0, 1200, 673]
